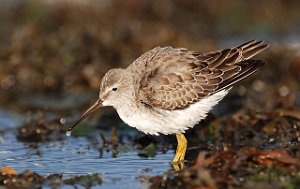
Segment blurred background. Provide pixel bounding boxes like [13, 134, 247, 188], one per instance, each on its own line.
[0, 0, 299, 188]
[0, 0, 299, 108]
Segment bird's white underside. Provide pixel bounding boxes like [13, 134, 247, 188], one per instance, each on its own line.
[109, 89, 230, 135]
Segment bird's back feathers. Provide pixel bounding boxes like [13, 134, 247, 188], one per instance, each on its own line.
[127, 40, 269, 110]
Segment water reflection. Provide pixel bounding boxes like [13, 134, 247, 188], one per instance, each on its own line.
[0, 122, 173, 188]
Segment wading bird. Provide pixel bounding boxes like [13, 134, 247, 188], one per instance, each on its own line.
[67, 40, 269, 170]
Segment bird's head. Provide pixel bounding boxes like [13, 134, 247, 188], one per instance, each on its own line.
[66, 68, 131, 134]
[99, 68, 128, 107]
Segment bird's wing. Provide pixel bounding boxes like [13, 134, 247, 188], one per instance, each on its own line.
[128, 40, 269, 110]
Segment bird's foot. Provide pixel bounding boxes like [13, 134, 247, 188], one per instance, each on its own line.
[172, 160, 185, 171]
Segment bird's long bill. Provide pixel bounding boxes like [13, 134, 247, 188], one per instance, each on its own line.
[67, 99, 103, 133]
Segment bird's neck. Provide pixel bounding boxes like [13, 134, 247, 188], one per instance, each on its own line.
[114, 95, 137, 119]
[113, 86, 136, 110]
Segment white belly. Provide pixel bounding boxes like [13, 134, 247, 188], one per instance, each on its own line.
[115, 89, 229, 135]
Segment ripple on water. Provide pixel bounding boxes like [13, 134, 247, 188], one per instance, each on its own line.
[0, 128, 173, 189]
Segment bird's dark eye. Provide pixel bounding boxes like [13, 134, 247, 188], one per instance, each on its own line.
[112, 87, 117, 91]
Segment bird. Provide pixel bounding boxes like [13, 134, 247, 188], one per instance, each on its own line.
[67, 40, 269, 170]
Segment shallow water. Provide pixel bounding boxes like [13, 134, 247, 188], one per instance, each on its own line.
[0, 108, 174, 188]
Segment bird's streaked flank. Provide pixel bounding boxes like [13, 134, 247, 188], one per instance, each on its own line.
[68, 40, 269, 170]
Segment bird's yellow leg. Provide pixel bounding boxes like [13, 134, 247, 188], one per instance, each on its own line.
[172, 134, 187, 170]
[178, 134, 187, 161]
[173, 135, 182, 163]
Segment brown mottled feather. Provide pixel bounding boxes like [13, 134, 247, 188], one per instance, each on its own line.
[127, 40, 269, 110]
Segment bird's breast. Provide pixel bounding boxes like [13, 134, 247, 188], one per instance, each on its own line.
[114, 89, 230, 136]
